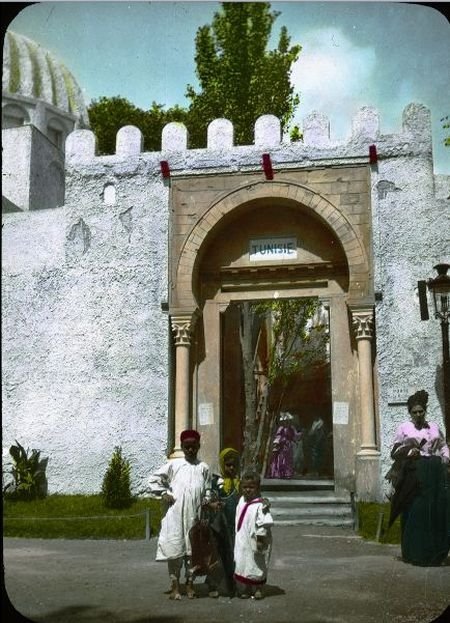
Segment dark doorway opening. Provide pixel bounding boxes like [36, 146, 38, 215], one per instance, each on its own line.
[221, 298, 333, 480]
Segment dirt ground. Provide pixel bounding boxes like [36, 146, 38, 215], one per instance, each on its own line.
[3, 525, 450, 623]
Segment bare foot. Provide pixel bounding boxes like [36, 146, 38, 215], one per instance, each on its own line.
[169, 578, 181, 600]
[186, 581, 196, 599]
[169, 590, 182, 600]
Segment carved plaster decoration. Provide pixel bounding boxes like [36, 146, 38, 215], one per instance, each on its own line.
[171, 315, 194, 346]
[351, 308, 374, 340]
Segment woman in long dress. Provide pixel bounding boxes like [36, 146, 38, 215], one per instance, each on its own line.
[387, 390, 450, 566]
[267, 412, 301, 479]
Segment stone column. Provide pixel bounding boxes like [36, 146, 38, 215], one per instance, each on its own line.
[352, 309, 377, 453]
[351, 307, 381, 500]
[170, 314, 195, 457]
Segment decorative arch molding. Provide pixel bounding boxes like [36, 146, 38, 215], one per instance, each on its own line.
[174, 180, 370, 311]
[2, 102, 30, 127]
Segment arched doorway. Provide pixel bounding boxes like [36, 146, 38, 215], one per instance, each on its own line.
[190, 196, 348, 480]
[169, 170, 378, 498]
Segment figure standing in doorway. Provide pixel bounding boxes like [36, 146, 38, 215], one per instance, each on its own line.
[293, 421, 306, 475]
[305, 417, 327, 477]
[266, 412, 301, 479]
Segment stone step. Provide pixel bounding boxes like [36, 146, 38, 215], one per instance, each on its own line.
[262, 478, 334, 491]
[266, 493, 351, 505]
[261, 486, 355, 528]
[274, 517, 355, 527]
[272, 505, 352, 517]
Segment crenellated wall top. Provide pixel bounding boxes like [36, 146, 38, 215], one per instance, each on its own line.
[65, 102, 433, 166]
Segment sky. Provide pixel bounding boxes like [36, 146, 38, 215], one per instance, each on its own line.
[4, 1, 450, 173]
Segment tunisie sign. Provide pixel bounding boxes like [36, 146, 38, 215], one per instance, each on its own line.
[249, 237, 297, 262]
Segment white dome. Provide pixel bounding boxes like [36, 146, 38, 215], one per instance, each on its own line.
[2, 30, 89, 128]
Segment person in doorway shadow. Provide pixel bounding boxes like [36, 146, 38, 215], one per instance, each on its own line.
[304, 417, 327, 477]
[266, 412, 301, 479]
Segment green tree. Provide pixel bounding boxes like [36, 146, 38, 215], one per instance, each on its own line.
[185, 2, 301, 147]
[88, 96, 188, 155]
[87, 4, 300, 153]
[239, 298, 329, 472]
[258, 299, 328, 388]
[101, 446, 133, 509]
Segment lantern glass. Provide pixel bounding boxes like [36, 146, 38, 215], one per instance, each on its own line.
[428, 264, 450, 321]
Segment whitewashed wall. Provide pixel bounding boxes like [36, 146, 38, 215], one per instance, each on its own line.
[2, 162, 170, 494]
[2, 104, 449, 496]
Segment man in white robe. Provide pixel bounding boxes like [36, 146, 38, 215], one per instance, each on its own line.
[148, 429, 211, 599]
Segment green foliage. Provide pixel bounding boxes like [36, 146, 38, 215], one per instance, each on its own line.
[186, 2, 301, 147]
[88, 96, 142, 154]
[254, 298, 328, 387]
[88, 96, 189, 154]
[240, 298, 329, 471]
[289, 124, 303, 142]
[87, 3, 301, 152]
[3, 440, 48, 501]
[101, 446, 133, 509]
[3, 495, 162, 539]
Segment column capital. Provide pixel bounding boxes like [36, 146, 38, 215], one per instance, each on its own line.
[350, 307, 374, 340]
[170, 314, 196, 346]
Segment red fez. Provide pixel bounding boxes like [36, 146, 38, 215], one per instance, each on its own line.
[180, 429, 200, 443]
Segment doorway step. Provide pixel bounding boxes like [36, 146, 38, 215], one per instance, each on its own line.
[261, 481, 355, 527]
[261, 478, 334, 491]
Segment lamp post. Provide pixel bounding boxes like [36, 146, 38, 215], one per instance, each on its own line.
[427, 263, 450, 440]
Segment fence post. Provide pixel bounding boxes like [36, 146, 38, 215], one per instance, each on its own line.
[376, 512, 384, 542]
[145, 509, 151, 541]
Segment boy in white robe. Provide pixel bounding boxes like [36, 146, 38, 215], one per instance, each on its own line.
[148, 429, 211, 600]
[233, 469, 273, 599]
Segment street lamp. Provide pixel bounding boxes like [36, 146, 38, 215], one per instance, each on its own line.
[427, 263, 450, 440]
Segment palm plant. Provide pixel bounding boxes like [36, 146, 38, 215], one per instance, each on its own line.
[4, 440, 48, 500]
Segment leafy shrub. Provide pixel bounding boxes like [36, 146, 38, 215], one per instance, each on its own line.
[3, 440, 48, 500]
[101, 446, 133, 509]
